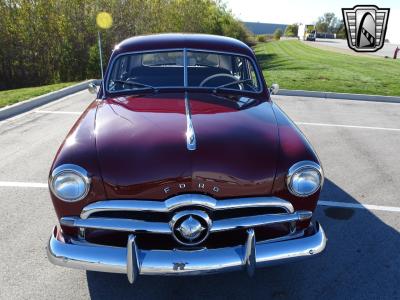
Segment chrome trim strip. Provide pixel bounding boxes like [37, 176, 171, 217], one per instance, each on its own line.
[61, 216, 171, 234]
[47, 223, 327, 277]
[80, 195, 294, 219]
[185, 92, 196, 151]
[62, 210, 310, 235]
[127, 234, 140, 284]
[210, 211, 312, 233]
[183, 48, 196, 151]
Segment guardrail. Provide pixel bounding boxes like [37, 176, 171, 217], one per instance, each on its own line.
[0, 80, 100, 121]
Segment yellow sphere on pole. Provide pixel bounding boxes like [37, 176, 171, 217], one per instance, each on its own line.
[96, 12, 113, 29]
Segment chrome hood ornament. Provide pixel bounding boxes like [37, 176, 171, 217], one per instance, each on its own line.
[184, 92, 196, 151]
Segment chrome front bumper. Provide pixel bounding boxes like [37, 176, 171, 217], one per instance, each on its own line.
[47, 222, 327, 283]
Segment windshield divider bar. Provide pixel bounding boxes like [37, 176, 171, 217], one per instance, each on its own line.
[183, 48, 188, 88]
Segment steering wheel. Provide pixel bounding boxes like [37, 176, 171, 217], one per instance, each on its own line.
[200, 74, 242, 88]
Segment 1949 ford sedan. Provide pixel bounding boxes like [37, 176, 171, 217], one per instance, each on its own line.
[47, 34, 326, 283]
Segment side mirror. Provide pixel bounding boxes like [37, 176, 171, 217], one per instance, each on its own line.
[269, 83, 279, 95]
[88, 82, 98, 94]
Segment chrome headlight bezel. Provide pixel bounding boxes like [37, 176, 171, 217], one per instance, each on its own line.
[49, 164, 91, 202]
[286, 161, 323, 197]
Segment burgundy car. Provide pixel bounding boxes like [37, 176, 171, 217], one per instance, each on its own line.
[47, 34, 326, 283]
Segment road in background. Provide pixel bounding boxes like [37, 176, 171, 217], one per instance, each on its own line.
[0, 91, 399, 299]
[305, 38, 399, 58]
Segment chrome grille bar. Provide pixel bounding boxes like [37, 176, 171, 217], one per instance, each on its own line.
[61, 216, 171, 234]
[210, 211, 312, 233]
[80, 194, 294, 219]
[61, 210, 311, 234]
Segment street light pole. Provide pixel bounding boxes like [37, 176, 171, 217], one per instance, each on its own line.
[97, 31, 105, 98]
[96, 12, 112, 99]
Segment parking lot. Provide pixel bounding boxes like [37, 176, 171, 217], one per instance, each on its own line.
[0, 91, 399, 299]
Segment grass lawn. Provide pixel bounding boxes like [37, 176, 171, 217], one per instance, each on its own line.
[0, 82, 78, 108]
[254, 40, 400, 96]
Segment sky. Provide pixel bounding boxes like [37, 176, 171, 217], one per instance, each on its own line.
[224, 0, 400, 44]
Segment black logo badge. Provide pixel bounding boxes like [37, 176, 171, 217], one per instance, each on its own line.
[342, 5, 390, 52]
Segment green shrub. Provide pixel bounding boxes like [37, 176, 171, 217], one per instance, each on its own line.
[273, 28, 283, 40]
[257, 35, 267, 43]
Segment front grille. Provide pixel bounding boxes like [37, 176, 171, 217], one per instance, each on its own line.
[61, 194, 310, 249]
[91, 206, 286, 223]
[84, 223, 292, 249]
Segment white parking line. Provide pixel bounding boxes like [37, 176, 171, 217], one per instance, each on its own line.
[0, 90, 87, 124]
[0, 181, 47, 188]
[35, 110, 81, 115]
[0, 181, 399, 213]
[318, 200, 400, 213]
[10, 112, 400, 132]
[296, 122, 400, 132]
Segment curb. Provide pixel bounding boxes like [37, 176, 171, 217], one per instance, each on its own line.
[277, 89, 400, 103]
[0, 80, 99, 121]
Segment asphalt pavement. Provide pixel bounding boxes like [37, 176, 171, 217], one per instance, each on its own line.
[0, 91, 399, 299]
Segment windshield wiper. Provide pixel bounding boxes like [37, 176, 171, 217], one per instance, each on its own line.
[112, 80, 157, 92]
[212, 79, 254, 93]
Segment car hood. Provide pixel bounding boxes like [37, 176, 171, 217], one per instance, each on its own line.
[95, 92, 279, 200]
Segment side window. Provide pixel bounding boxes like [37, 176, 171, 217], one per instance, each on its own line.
[247, 61, 259, 90]
[232, 57, 259, 92]
[110, 56, 129, 81]
[232, 57, 246, 79]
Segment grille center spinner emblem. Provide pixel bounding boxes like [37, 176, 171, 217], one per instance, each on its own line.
[170, 210, 211, 246]
[177, 216, 205, 240]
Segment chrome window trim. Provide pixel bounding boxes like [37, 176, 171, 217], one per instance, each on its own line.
[49, 164, 91, 202]
[80, 194, 294, 219]
[104, 48, 264, 96]
[286, 160, 324, 197]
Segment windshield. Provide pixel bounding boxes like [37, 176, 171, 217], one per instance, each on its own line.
[107, 50, 261, 93]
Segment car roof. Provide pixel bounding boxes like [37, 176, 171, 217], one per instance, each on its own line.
[112, 33, 255, 57]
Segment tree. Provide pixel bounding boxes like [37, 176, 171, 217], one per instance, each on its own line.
[273, 28, 283, 40]
[316, 12, 340, 33]
[335, 20, 346, 39]
[0, 0, 251, 90]
[284, 24, 298, 37]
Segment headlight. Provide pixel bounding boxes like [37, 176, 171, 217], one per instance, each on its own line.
[49, 164, 90, 202]
[286, 161, 323, 197]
